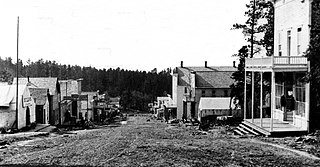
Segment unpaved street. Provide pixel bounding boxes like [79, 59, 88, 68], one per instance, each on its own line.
[1, 115, 320, 167]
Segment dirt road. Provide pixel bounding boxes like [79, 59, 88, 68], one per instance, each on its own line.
[0, 115, 319, 167]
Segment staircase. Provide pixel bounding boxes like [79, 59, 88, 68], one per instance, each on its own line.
[234, 118, 308, 137]
[234, 120, 271, 137]
[285, 111, 293, 123]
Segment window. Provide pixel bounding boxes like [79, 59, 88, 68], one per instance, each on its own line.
[224, 90, 229, 97]
[278, 33, 282, 56]
[287, 30, 291, 56]
[184, 87, 187, 94]
[211, 90, 216, 97]
[297, 28, 302, 55]
[201, 90, 206, 97]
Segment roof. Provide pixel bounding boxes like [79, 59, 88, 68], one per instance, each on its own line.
[13, 77, 59, 95]
[29, 88, 48, 105]
[198, 97, 234, 110]
[0, 84, 28, 107]
[176, 66, 236, 88]
[196, 71, 235, 88]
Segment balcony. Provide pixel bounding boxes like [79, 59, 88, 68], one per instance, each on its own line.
[245, 56, 308, 71]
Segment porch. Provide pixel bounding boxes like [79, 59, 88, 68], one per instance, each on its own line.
[237, 56, 310, 137]
[236, 118, 308, 137]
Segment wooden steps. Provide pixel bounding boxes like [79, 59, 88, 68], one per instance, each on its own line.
[286, 111, 293, 122]
[234, 118, 308, 137]
[234, 121, 269, 137]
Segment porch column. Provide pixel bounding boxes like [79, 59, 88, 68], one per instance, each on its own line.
[244, 71, 247, 119]
[260, 72, 263, 127]
[306, 82, 310, 132]
[270, 71, 275, 132]
[306, 62, 311, 132]
[252, 72, 255, 123]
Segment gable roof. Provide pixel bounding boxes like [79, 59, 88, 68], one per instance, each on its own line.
[13, 77, 59, 95]
[176, 66, 236, 88]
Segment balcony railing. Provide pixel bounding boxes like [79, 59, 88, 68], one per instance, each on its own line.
[246, 56, 308, 68]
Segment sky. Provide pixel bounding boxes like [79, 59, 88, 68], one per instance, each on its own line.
[0, 0, 249, 71]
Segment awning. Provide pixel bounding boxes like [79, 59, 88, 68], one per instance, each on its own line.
[198, 97, 234, 111]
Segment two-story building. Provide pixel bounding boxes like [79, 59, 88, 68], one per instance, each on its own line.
[59, 79, 83, 124]
[238, 0, 319, 136]
[172, 61, 236, 120]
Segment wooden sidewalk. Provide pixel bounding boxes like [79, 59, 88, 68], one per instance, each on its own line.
[242, 118, 308, 137]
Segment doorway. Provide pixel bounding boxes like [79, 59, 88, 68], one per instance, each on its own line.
[26, 107, 30, 126]
[36, 105, 44, 124]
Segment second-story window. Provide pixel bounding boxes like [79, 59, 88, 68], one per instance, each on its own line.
[224, 90, 229, 97]
[297, 27, 302, 55]
[184, 87, 188, 94]
[278, 32, 282, 56]
[287, 30, 291, 56]
[202, 90, 206, 97]
[211, 90, 216, 97]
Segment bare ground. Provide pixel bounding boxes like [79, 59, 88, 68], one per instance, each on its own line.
[0, 115, 319, 167]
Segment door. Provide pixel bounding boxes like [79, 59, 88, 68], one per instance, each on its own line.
[26, 107, 30, 126]
[191, 102, 196, 118]
[72, 101, 78, 117]
[36, 105, 44, 124]
[183, 101, 187, 120]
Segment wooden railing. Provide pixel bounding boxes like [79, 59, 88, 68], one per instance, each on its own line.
[246, 56, 308, 68]
[274, 56, 307, 65]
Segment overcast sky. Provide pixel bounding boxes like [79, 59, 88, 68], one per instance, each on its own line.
[0, 0, 248, 71]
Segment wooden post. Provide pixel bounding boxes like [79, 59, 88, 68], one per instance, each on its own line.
[306, 62, 310, 132]
[244, 71, 247, 120]
[271, 71, 275, 132]
[260, 72, 263, 127]
[252, 72, 255, 123]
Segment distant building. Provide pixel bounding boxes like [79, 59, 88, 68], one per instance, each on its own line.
[152, 96, 176, 119]
[29, 88, 50, 124]
[109, 97, 121, 108]
[81, 91, 97, 121]
[172, 61, 236, 120]
[13, 77, 61, 125]
[59, 79, 83, 123]
[0, 84, 36, 129]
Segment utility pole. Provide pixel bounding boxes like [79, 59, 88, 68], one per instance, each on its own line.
[16, 16, 19, 129]
[250, 0, 256, 58]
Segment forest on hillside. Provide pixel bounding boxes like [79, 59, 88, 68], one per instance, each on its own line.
[0, 57, 172, 111]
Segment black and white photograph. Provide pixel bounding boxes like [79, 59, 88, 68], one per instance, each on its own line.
[1, 0, 320, 166]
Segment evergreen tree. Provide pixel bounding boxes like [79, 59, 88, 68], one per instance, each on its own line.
[231, 0, 274, 109]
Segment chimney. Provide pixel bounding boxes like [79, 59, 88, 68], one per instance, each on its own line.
[233, 61, 236, 68]
[181, 61, 183, 68]
[205, 61, 207, 68]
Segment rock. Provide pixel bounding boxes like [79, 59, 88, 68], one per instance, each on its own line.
[0, 145, 7, 149]
[295, 137, 304, 142]
[0, 140, 9, 146]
